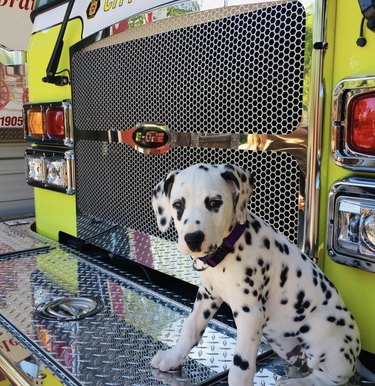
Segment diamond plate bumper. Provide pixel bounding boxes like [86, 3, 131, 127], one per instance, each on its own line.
[0, 221, 372, 385]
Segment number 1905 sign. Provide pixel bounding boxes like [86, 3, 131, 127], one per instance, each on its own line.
[0, 116, 23, 127]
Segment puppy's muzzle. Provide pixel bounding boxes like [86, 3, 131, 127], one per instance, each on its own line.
[184, 231, 205, 252]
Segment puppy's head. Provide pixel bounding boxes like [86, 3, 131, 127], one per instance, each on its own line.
[152, 164, 254, 257]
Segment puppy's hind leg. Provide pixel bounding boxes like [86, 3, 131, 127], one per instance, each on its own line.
[276, 369, 349, 386]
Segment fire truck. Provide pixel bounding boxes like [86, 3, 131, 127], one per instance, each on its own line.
[0, 0, 374, 384]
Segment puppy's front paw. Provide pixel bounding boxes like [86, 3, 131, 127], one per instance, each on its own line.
[151, 349, 184, 372]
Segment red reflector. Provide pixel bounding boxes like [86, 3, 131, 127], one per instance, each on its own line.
[46, 107, 65, 140]
[348, 92, 375, 155]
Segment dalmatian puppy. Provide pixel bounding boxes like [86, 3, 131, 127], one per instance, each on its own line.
[151, 164, 361, 386]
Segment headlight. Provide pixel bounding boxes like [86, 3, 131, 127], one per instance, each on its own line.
[335, 197, 375, 257]
[45, 158, 68, 188]
[26, 156, 45, 182]
[25, 149, 75, 194]
[328, 177, 375, 272]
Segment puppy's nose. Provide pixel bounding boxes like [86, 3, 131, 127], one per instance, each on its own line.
[184, 231, 205, 252]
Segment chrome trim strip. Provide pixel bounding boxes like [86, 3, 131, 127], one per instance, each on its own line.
[62, 100, 74, 146]
[331, 75, 375, 171]
[327, 177, 375, 273]
[302, 0, 326, 258]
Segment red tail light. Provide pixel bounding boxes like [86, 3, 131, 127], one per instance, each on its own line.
[46, 107, 65, 139]
[348, 92, 375, 156]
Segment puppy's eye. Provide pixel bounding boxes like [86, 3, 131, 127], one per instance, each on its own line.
[209, 198, 223, 209]
[172, 200, 184, 210]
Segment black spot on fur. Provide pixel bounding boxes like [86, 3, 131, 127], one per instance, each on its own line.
[242, 306, 250, 312]
[299, 325, 310, 334]
[280, 265, 289, 287]
[294, 290, 310, 314]
[233, 311, 238, 318]
[199, 165, 209, 171]
[283, 244, 290, 255]
[336, 319, 346, 326]
[245, 232, 252, 245]
[233, 354, 249, 371]
[296, 269, 302, 278]
[275, 240, 284, 253]
[221, 171, 240, 189]
[160, 217, 167, 227]
[236, 255, 242, 262]
[158, 206, 163, 215]
[327, 316, 336, 323]
[203, 310, 211, 319]
[163, 174, 175, 198]
[263, 238, 270, 249]
[281, 298, 288, 305]
[251, 220, 261, 233]
[258, 258, 264, 267]
[196, 292, 203, 301]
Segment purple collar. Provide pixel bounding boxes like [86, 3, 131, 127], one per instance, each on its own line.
[194, 221, 249, 270]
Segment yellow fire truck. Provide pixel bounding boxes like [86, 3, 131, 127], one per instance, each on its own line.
[0, 0, 374, 384]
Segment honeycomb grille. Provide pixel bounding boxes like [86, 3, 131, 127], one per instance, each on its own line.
[71, 1, 305, 245]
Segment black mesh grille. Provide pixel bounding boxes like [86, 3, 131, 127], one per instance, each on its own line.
[71, 1, 305, 245]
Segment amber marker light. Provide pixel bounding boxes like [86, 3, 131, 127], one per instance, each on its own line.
[347, 91, 375, 156]
[27, 108, 45, 137]
[46, 107, 65, 140]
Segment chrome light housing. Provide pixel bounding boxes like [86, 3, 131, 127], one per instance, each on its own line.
[328, 177, 375, 272]
[25, 149, 75, 194]
[331, 75, 375, 171]
[23, 101, 73, 146]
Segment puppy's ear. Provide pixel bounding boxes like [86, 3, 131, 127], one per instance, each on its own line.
[151, 171, 179, 232]
[220, 164, 254, 224]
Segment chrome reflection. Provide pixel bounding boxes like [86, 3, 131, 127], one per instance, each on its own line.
[36, 296, 103, 321]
